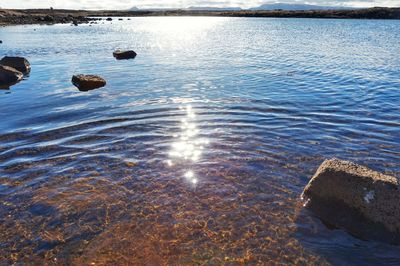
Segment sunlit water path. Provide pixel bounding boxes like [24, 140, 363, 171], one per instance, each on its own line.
[0, 17, 400, 265]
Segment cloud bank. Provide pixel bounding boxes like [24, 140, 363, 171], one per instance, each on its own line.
[0, 0, 399, 9]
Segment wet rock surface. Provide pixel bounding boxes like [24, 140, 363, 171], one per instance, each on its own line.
[0, 56, 31, 74]
[113, 50, 137, 60]
[0, 65, 24, 89]
[302, 158, 400, 244]
[71, 74, 106, 91]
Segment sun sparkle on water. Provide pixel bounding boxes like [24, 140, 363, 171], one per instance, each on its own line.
[167, 104, 209, 186]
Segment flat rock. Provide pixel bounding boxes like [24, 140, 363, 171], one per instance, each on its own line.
[302, 158, 400, 244]
[113, 50, 137, 60]
[0, 65, 24, 89]
[0, 56, 31, 74]
[71, 74, 106, 91]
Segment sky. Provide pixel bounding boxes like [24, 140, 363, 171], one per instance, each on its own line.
[0, 0, 399, 10]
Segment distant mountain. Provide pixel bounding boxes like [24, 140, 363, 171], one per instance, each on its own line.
[129, 6, 242, 11]
[129, 3, 357, 12]
[132, 7, 177, 11]
[249, 3, 353, 11]
[187, 6, 242, 11]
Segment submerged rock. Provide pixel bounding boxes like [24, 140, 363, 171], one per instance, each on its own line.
[0, 56, 31, 74]
[71, 74, 106, 91]
[0, 65, 24, 89]
[113, 50, 137, 60]
[302, 158, 400, 244]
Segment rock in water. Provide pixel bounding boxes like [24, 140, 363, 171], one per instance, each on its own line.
[113, 50, 137, 60]
[0, 56, 31, 74]
[302, 158, 400, 244]
[0, 65, 24, 89]
[71, 74, 106, 91]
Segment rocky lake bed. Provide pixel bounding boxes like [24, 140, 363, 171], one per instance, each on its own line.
[0, 12, 399, 265]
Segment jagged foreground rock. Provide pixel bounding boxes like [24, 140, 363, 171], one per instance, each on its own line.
[302, 158, 400, 244]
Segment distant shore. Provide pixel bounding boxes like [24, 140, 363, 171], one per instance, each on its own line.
[0, 7, 399, 26]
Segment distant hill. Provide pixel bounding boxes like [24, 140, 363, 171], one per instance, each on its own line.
[129, 6, 242, 11]
[249, 3, 353, 11]
[187, 6, 242, 11]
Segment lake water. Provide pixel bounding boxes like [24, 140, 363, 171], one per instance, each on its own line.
[0, 17, 399, 265]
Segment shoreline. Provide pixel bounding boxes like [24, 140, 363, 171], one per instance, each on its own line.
[0, 7, 399, 26]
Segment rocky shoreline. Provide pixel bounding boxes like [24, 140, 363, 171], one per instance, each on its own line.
[0, 9, 95, 26]
[0, 7, 399, 26]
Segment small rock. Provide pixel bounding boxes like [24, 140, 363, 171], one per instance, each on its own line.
[0, 40, 2, 44]
[302, 158, 400, 244]
[0, 56, 31, 74]
[0, 65, 24, 89]
[72, 20, 78, 26]
[106, 17, 113, 21]
[119, 18, 123, 21]
[71, 74, 106, 91]
[44, 15, 54, 22]
[113, 50, 137, 60]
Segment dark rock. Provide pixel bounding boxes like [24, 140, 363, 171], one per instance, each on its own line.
[106, 17, 113, 21]
[0, 40, 2, 44]
[113, 50, 137, 60]
[302, 158, 400, 244]
[44, 15, 54, 22]
[0, 65, 24, 89]
[71, 74, 106, 91]
[72, 20, 78, 26]
[119, 18, 123, 21]
[0, 56, 31, 74]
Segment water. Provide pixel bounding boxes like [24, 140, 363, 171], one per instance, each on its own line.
[0, 17, 399, 265]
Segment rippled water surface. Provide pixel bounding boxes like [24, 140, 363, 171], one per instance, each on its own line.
[1, 17, 400, 265]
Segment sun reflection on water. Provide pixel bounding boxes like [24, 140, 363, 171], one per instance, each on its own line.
[167, 104, 209, 186]
[136, 17, 227, 36]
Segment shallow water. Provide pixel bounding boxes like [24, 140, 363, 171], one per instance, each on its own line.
[0, 17, 400, 265]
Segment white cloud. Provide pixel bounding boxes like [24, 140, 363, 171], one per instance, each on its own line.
[0, 0, 399, 9]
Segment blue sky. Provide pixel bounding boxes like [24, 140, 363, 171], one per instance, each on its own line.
[0, 0, 399, 9]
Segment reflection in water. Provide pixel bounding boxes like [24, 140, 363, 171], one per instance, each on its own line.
[167, 105, 209, 186]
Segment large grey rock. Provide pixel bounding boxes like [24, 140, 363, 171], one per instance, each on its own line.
[0, 65, 23, 89]
[72, 74, 106, 91]
[113, 50, 137, 60]
[302, 158, 400, 243]
[0, 56, 31, 74]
